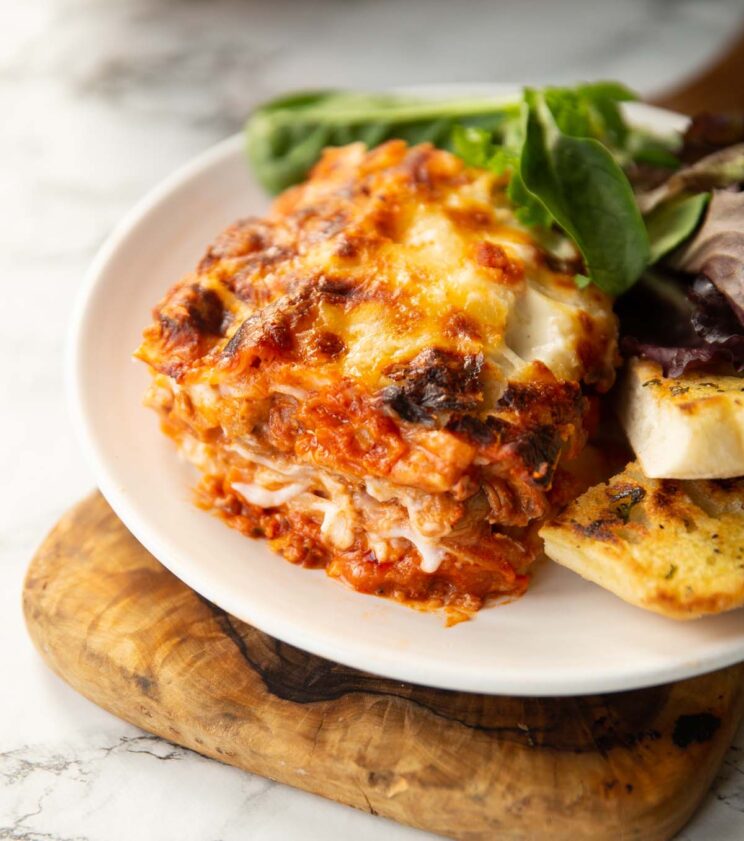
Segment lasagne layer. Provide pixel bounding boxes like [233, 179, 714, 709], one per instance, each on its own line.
[137, 141, 618, 614]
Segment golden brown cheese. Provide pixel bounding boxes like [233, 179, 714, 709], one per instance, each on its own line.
[137, 141, 619, 614]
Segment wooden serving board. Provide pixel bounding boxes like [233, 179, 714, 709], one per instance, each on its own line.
[23, 493, 744, 841]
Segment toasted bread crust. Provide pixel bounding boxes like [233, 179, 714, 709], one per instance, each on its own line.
[618, 359, 744, 479]
[541, 461, 744, 619]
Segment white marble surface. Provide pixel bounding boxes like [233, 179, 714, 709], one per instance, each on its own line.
[1, 0, 743, 838]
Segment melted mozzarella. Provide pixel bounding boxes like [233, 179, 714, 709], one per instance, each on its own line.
[228, 443, 309, 478]
[306, 497, 355, 550]
[232, 481, 309, 507]
[205, 439, 450, 568]
[505, 285, 587, 378]
[228, 442, 357, 549]
[177, 437, 211, 470]
[365, 478, 451, 540]
[365, 479, 450, 569]
[383, 527, 449, 574]
[271, 383, 309, 400]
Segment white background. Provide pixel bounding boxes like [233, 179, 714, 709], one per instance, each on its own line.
[2, 1, 743, 838]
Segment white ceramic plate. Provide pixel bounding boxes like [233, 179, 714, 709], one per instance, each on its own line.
[68, 86, 744, 696]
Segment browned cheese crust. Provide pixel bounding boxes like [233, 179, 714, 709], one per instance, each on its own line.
[137, 141, 618, 615]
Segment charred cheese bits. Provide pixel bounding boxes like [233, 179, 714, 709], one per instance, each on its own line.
[541, 461, 744, 619]
[136, 140, 618, 616]
[619, 358, 744, 480]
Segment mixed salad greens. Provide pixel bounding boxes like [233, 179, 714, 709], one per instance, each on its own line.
[245, 85, 744, 376]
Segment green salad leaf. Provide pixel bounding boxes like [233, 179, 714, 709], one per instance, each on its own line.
[636, 143, 744, 214]
[456, 86, 651, 294]
[245, 82, 684, 296]
[246, 90, 521, 194]
[645, 192, 710, 264]
[544, 81, 636, 151]
[452, 124, 551, 227]
[519, 88, 650, 295]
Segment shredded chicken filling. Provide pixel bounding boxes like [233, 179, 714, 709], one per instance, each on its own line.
[178, 434, 462, 572]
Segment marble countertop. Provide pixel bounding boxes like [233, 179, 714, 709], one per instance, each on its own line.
[2, 0, 743, 838]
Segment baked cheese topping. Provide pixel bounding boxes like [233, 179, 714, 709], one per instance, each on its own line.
[138, 141, 616, 395]
[137, 140, 619, 614]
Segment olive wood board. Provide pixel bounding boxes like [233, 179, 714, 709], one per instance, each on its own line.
[23, 493, 744, 840]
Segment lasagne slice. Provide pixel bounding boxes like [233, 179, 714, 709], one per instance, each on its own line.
[136, 140, 618, 616]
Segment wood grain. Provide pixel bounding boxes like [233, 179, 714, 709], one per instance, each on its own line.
[23, 493, 744, 841]
[651, 28, 744, 115]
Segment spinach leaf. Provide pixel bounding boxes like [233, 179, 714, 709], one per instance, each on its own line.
[544, 82, 636, 152]
[574, 82, 636, 146]
[246, 83, 668, 296]
[645, 192, 709, 264]
[452, 124, 552, 227]
[519, 88, 650, 295]
[454, 82, 660, 286]
[246, 90, 521, 194]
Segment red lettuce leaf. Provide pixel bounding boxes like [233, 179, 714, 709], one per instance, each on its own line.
[680, 113, 744, 164]
[636, 144, 744, 214]
[619, 337, 736, 377]
[618, 274, 744, 377]
[689, 276, 744, 351]
[672, 189, 744, 326]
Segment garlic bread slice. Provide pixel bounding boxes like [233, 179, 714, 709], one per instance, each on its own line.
[617, 358, 744, 479]
[540, 461, 744, 619]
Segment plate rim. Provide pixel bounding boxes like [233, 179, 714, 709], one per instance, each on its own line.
[67, 86, 743, 696]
